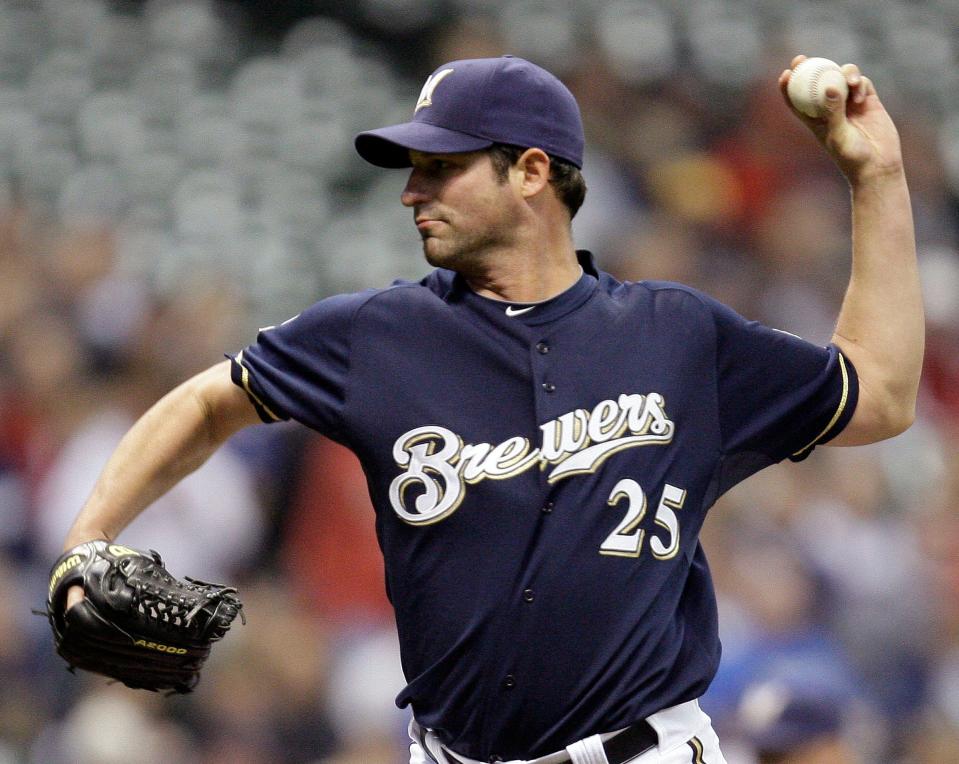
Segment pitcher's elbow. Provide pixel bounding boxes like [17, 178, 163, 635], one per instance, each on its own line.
[887, 408, 915, 438]
[879, 393, 917, 439]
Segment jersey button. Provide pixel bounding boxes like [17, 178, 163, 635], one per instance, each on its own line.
[503, 674, 516, 689]
[541, 501, 554, 514]
[542, 382, 556, 393]
[536, 341, 549, 354]
[523, 588, 534, 602]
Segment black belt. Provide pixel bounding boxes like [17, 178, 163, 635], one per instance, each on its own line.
[600, 718, 659, 763]
[439, 718, 659, 764]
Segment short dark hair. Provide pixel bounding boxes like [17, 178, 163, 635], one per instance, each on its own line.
[488, 144, 587, 220]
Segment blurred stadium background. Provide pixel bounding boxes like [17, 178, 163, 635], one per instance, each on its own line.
[1, 0, 958, 762]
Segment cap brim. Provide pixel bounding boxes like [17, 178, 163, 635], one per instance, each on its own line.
[355, 122, 494, 168]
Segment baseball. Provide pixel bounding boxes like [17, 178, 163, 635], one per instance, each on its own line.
[786, 57, 849, 118]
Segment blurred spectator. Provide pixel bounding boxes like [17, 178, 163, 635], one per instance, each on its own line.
[910, 436, 959, 760]
[736, 680, 862, 764]
[0, 552, 56, 758]
[29, 686, 198, 764]
[283, 437, 393, 628]
[31, 286, 266, 581]
[187, 578, 339, 763]
[919, 246, 959, 428]
[324, 626, 409, 763]
[790, 444, 934, 728]
[702, 529, 866, 734]
[750, 182, 849, 344]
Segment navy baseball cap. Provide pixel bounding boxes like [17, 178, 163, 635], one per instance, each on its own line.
[355, 55, 584, 169]
[739, 681, 845, 754]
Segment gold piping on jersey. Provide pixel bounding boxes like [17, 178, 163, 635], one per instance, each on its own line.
[687, 735, 706, 763]
[792, 353, 849, 458]
[235, 351, 283, 422]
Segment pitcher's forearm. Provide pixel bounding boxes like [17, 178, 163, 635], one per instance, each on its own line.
[832, 170, 923, 430]
[63, 361, 259, 550]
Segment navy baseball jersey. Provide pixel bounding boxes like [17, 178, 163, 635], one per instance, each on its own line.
[230, 251, 857, 761]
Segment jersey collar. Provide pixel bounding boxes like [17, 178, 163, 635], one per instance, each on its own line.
[461, 250, 599, 326]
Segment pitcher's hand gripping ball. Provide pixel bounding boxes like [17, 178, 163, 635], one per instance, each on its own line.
[45, 540, 243, 693]
[786, 57, 849, 118]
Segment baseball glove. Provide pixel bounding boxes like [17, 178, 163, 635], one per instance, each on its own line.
[45, 540, 244, 693]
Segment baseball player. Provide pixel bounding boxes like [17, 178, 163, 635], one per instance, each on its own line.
[60, 54, 921, 763]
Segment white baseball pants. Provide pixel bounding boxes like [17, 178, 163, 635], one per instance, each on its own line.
[409, 699, 728, 764]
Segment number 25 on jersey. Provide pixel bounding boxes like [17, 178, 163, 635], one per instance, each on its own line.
[600, 480, 685, 559]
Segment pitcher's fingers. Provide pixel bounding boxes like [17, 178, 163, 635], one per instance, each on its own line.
[66, 585, 85, 612]
[851, 75, 876, 106]
[839, 65, 865, 104]
[823, 78, 849, 129]
[840, 63, 861, 81]
[778, 68, 791, 99]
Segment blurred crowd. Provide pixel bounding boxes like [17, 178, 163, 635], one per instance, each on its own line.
[1, 0, 958, 762]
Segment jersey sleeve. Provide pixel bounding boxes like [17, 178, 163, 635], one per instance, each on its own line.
[707, 294, 858, 476]
[228, 291, 369, 438]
